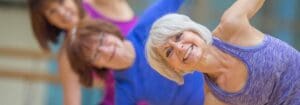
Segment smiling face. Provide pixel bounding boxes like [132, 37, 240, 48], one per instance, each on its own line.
[88, 33, 128, 69]
[66, 19, 137, 71]
[43, 0, 79, 30]
[146, 13, 213, 84]
[156, 30, 208, 74]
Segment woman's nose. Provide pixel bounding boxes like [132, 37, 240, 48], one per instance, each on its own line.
[170, 41, 185, 55]
[55, 7, 62, 13]
[97, 45, 114, 54]
[56, 7, 67, 16]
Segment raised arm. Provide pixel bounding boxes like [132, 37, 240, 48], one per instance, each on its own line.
[131, 0, 185, 40]
[213, 0, 265, 41]
[223, 0, 265, 20]
[58, 47, 81, 105]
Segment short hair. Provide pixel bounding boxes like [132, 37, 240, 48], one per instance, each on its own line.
[146, 13, 212, 85]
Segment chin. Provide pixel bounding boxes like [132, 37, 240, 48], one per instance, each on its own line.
[72, 19, 79, 24]
[185, 57, 199, 66]
[186, 59, 200, 70]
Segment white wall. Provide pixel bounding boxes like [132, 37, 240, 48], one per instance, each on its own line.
[0, 5, 48, 105]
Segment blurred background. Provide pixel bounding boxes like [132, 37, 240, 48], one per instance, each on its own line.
[0, 0, 299, 105]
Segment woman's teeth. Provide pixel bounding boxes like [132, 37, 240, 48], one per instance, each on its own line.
[183, 45, 193, 61]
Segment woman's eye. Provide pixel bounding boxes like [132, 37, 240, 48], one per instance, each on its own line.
[46, 8, 56, 15]
[166, 47, 173, 57]
[175, 32, 183, 42]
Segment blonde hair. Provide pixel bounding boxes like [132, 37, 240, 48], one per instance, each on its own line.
[146, 13, 212, 85]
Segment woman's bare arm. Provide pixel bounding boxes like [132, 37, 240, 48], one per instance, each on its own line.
[223, 0, 266, 20]
[58, 47, 81, 105]
[213, 0, 266, 43]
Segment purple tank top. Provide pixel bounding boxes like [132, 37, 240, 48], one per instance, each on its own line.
[205, 35, 300, 105]
[82, 2, 138, 105]
[82, 2, 138, 36]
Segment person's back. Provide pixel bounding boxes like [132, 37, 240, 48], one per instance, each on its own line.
[206, 35, 300, 105]
[82, 0, 138, 36]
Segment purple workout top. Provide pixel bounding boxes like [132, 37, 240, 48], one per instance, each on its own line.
[205, 35, 300, 105]
[82, 1, 138, 36]
[82, 1, 138, 105]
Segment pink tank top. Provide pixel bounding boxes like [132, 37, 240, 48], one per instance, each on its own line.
[82, 2, 138, 36]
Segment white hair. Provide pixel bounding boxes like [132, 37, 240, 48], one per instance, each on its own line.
[146, 13, 213, 85]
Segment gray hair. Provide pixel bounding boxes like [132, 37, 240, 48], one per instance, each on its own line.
[146, 13, 213, 85]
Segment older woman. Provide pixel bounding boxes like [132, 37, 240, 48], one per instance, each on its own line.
[146, 0, 300, 105]
[67, 0, 205, 105]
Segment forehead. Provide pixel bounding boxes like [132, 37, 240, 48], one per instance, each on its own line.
[42, 0, 63, 10]
[157, 34, 179, 49]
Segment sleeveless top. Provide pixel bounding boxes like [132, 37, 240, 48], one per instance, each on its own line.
[205, 35, 300, 105]
[82, 2, 138, 36]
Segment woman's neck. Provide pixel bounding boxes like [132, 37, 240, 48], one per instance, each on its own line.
[197, 45, 239, 83]
[198, 46, 230, 74]
[198, 45, 248, 92]
[65, 26, 77, 38]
